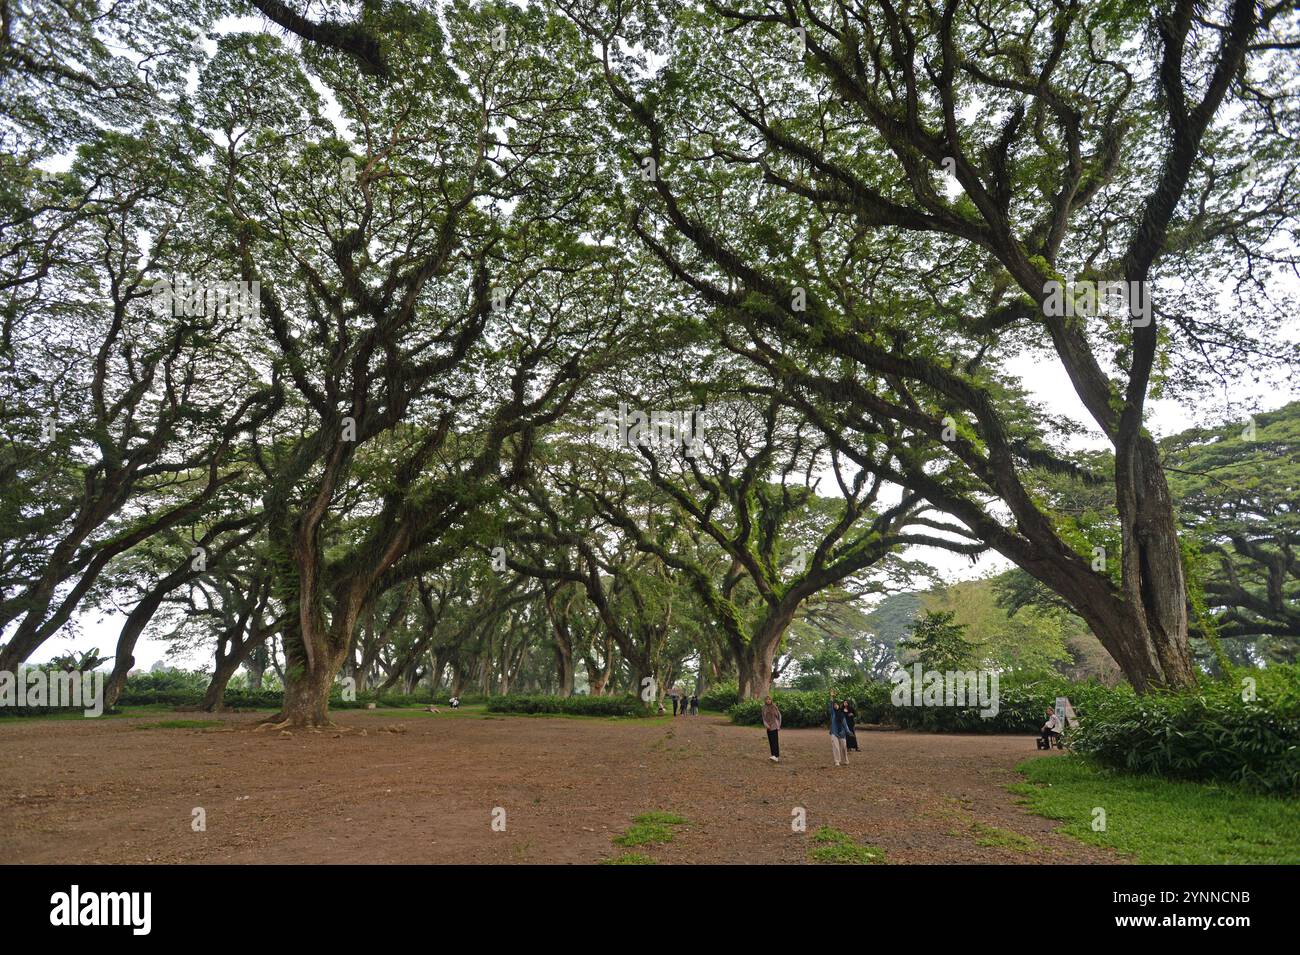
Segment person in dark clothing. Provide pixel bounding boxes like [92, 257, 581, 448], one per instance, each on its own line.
[761, 695, 781, 761]
[671, 693, 679, 716]
[689, 693, 699, 716]
[828, 692, 850, 766]
[842, 698, 859, 751]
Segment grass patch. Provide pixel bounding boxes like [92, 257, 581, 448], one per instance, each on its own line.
[133, 719, 223, 730]
[807, 826, 885, 865]
[970, 822, 1042, 853]
[612, 811, 689, 848]
[1010, 755, 1300, 864]
[0, 703, 185, 722]
[601, 853, 657, 865]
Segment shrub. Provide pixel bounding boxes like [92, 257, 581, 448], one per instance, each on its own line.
[698, 682, 739, 711]
[1068, 672, 1300, 796]
[729, 691, 829, 728]
[484, 694, 647, 718]
[729, 666, 1300, 795]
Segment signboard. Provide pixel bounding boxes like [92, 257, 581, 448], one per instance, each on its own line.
[1055, 696, 1079, 730]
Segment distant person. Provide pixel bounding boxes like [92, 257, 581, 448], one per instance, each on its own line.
[842, 698, 859, 751]
[1040, 707, 1063, 748]
[762, 695, 782, 762]
[671, 693, 680, 716]
[449, 696, 460, 709]
[689, 692, 699, 716]
[828, 691, 850, 767]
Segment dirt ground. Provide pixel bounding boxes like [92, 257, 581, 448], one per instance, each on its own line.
[0, 710, 1118, 864]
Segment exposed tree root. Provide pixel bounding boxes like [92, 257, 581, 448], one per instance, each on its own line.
[252, 715, 344, 732]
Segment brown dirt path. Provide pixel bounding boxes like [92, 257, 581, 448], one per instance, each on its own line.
[0, 711, 1117, 864]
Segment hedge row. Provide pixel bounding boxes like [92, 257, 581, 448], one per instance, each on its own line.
[725, 673, 1116, 733]
[2, 683, 488, 717]
[484, 694, 647, 717]
[728, 667, 1300, 795]
[1068, 676, 1300, 795]
[698, 682, 740, 712]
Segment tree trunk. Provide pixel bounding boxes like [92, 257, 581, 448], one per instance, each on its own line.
[554, 643, 575, 697]
[247, 646, 268, 691]
[1114, 436, 1197, 689]
[272, 602, 353, 726]
[278, 660, 338, 725]
[736, 605, 795, 699]
[102, 568, 191, 710]
[200, 652, 244, 712]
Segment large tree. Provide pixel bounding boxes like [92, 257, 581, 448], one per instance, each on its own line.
[567, 0, 1300, 690]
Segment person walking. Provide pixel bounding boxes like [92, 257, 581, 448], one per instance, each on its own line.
[828, 691, 850, 766]
[762, 695, 782, 762]
[689, 691, 699, 716]
[843, 697, 859, 752]
[671, 692, 680, 716]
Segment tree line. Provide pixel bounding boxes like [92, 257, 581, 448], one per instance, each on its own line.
[1, 0, 1296, 725]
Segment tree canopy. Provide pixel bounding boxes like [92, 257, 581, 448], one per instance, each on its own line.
[1, 0, 1296, 723]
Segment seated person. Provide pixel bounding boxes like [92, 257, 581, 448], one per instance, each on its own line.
[1040, 707, 1063, 748]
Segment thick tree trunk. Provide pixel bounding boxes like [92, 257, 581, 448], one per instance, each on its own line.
[278, 659, 338, 726]
[247, 646, 267, 691]
[736, 606, 795, 699]
[556, 641, 575, 697]
[102, 568, 193, 709]
[200, 652, 245, 712]
[1114, 437, 1196, 689]
[271, 604, 353, 726]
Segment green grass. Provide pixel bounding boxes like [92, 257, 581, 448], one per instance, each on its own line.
[363, 703, 679, 725]
[133, 719, 223, 730]
[611, 811, 689, 848]
[807, 826, 885, 864]
[601, 853, 657, 865]
[0, 703, 233, 722]
[1010, 755, 1300, 864]
[970, 822, 1042, 853]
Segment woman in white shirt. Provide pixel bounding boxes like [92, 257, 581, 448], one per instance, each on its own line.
[1040, 707, 1063, 748]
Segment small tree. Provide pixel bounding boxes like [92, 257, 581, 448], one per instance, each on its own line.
[898, 611, 977, 672]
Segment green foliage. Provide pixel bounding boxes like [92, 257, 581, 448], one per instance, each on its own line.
[729, 673, 1119, 732]
[730, 690, 840, 728]
[897, 610, 977, 671]
[698, 681, 739, 711]
[485, 694, 648, 718]
[1162, 402, 1300, 661]
[925, 576, 1072, 673]
[1067, 667, 1300, 795]
[731, 666, 1299, 793]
